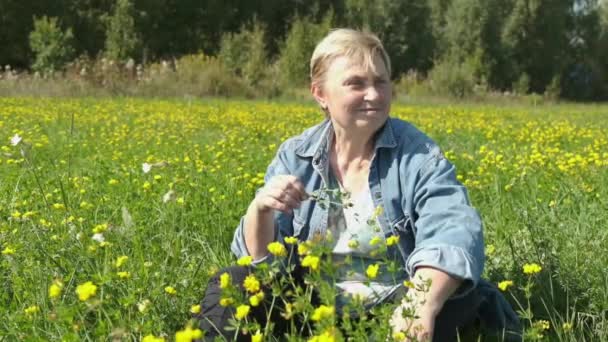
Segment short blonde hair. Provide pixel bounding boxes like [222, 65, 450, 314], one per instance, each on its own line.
[310, 28, 391, 87]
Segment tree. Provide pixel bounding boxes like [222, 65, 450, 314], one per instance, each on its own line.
[29, 16, 74, 75]
[342, 0, 435, 75]
[502, 0, 574, 93]
[105, 0, 140, 60]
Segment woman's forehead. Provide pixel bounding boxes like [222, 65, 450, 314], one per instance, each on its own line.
[328, 54, 388, 77]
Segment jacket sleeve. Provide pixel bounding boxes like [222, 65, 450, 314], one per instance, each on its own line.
[405, 145, 485, 296]
[230, 143, 295, 265]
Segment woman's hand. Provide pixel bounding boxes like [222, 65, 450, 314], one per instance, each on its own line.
[390, 295, 438, 341]
[254, 175, 308, 215]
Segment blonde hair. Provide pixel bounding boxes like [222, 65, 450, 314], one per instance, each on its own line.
[310, 28, 391, 87]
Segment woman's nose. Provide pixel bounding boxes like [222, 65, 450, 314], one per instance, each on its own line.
[364, 84, 381, 101]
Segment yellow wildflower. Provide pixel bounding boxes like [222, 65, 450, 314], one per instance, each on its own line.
[393, 331, 406, 341]
[366, 263, 380, 279]
[49, 280, 63, 299]
[143, 181, 151, 190]
[108, 179, 119, 185]
[164, 286, 177, 295]
[115, 255, 129, 268]
[219, 297, 234, 307]
[2, 246, 16, 255]
[498, 280, 514, 291]
[386, 235, 399, 246]
[308, 329, 336, 342]
[190, 304, 201, 314]
[251, 330, 263, 342]
[142, 334, 165, 342]
[24, 305, 40, 315]
[234, 304, 251, 320]
[237, 255, 253, 266]
[403, 280, 415, 289]
[347, 239, 359, 249]
[284, 236, 298, 244]
[562, 322, 573, 332]
[219, 272, 231, 289]
[369, 236, 382, 246]
[117, 271, 131, 279]
[311, 305, 334, 321]
[371, 205, 384, 219]
[301, 255, 320, 271]
[175, 326, 203, 342]
[249, 291, 264, 307]
[523, 263, 542, 275]
[75, 281, 97, 301]
[267, 241, 287, 257]
[298, 242, 311, 256]
[243, 274, 261, 293]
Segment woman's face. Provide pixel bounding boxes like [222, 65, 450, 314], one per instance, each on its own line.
[312, 53, 392, 133]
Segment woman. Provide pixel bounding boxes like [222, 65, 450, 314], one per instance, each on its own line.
[199, 28, 520, 341]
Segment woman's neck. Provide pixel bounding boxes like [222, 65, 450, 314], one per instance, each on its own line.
[331, 125, 375, 171]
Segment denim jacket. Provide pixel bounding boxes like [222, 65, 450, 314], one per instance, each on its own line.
[231, 117, 485, 295]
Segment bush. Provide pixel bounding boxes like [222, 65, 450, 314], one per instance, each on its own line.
[426, 57, 477, 98]
[219, 21, 268, 87]
[29, 16, 74, 75]
[104, 0, 141, 61]
[512, 73, 530, 95]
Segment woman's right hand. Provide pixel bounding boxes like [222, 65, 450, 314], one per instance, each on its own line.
[253, 175, 308, 215]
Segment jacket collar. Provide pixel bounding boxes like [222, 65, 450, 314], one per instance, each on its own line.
[295, 117, 398, 160]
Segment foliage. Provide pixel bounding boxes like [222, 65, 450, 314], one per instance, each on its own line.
[219, 21, 268, 87]
[104, 0, 140, 61]
[28, 16, 74, 75]
[1, 99, 608, 340]
[277, 15, 333, 87]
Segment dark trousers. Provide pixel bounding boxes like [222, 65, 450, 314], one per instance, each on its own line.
[196, 265, 486, 342]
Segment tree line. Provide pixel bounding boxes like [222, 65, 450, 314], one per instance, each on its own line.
[1, 0, 607, 100]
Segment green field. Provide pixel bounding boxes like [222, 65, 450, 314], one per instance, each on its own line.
[1, 98, 607, 341]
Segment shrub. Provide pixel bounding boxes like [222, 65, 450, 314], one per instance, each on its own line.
[104, 0, 141, 61]
[219, 21, 268, 87]
[426, 57, 477, 98]
[29, 16, 74, 75]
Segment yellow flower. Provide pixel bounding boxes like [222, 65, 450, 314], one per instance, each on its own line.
[301, 255, 320, 271]
[75, 281, 97, 301]
[311, 305, 334, 321]
[251, 330, 263, 342]
[237, 255, 253, 266]
[175, 326, 203, 342]
[308, 328, 336, 342]
[403, 280, 415, 289]
[49, 280, 63, 299]
[523, 263, 542, 275]
[562, 322, 573, 332]
[386, 235, 399, 246]
[243, 274, 261, 293]
[164, 286, 177, 295]
[142, 334, 165, 342]
[108, 179, 119, 185]
[347, 239, 359, 249]
[115, 255, 129, 268]
[117, 271, 131, 279]
[176, 197, 185, 205]
[2, 246, 16, 255]
[486, 244, 496, 256]
[267, 241, 287, 257]
[298, 242, 311, 256]
[284, 236, 298, 244]
[249, 291, 264, 307]
[24, 305, 40, 315]
[393, 331, 406, 340]
[371, 205, 384, 219]
[366, 263, 380, 279]
[219, 272, 231, 289]
[234, 304, 251, 320]
[219, 297, 234, 307]
[143, 181, 151, 190]
[369, 236, 382, 246]
[190, 304, 201, 314]
[498, 280, 514, 291]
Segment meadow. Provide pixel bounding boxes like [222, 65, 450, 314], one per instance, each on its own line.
[1, 97, 607, 341]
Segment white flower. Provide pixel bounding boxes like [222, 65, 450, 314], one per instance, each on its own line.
[162, 190, 176, 203]
[10, 134, 22, 146]
[142, 163, 152, 173]
[92, 233, 105, 243]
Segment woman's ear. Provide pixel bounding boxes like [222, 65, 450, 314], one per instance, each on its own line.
[310, 82, 327, 110]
